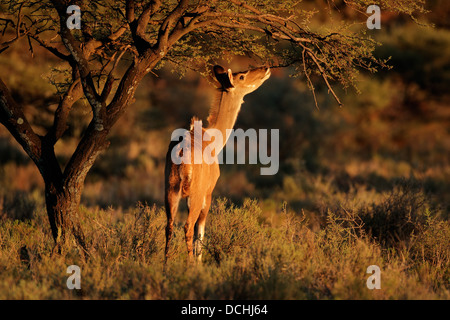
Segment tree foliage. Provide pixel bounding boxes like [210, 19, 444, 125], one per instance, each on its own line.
[1, 1, 427, 107]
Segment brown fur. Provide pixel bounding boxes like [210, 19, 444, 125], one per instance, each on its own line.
[164, 65, 271, 262]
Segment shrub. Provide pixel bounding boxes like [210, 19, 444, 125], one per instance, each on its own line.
[408, 214, 450, 290]
[358, 183, 431, 248]
[0, 190, 37, 221]
[204, 198, 263, 265]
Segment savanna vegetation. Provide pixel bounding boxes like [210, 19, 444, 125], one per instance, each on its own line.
[0, 0, 449, 299]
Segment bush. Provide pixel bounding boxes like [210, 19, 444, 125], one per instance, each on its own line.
[204, 198, 263, 265]
[408, 215, 450, 290]
[0, 190, 37, 221]
[359, 183, 431, 248]
[0, 199, 448, 299]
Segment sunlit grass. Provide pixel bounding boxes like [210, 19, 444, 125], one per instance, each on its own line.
[0, 187, 448, 299]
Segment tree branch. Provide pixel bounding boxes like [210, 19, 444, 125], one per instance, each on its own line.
[156, 0, 190, 54]
[0, 77, 42, 166]
[29, 34, 72, 61]
[50, 0, 106, 131]
[45, 78, 83, 145]
[101, 46, 130, 103]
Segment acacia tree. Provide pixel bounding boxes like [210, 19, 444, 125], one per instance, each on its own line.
[0, 0, 426, 251]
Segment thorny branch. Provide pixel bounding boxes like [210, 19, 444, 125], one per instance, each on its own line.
[0, 0, 424, 176]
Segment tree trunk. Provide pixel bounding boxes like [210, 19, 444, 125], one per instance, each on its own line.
[44, 179, 88, 254]
[39, 134, 102, 256]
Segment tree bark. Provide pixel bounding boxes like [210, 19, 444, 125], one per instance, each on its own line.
[40, 138, 91, 254]
[44, 180, 88, 253]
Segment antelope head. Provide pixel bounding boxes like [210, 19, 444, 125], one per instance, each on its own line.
[213, 65, 271, 96]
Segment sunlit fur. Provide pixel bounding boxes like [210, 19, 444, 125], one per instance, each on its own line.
[164, 65, 270, 262]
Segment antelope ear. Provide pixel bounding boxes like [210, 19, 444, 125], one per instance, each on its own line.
[213, 65, 234, 90]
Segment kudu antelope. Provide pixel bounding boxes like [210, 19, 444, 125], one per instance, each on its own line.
[164, 65, 271, 261]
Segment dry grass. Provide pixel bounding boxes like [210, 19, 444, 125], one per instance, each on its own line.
[0, 188, 448, 300]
